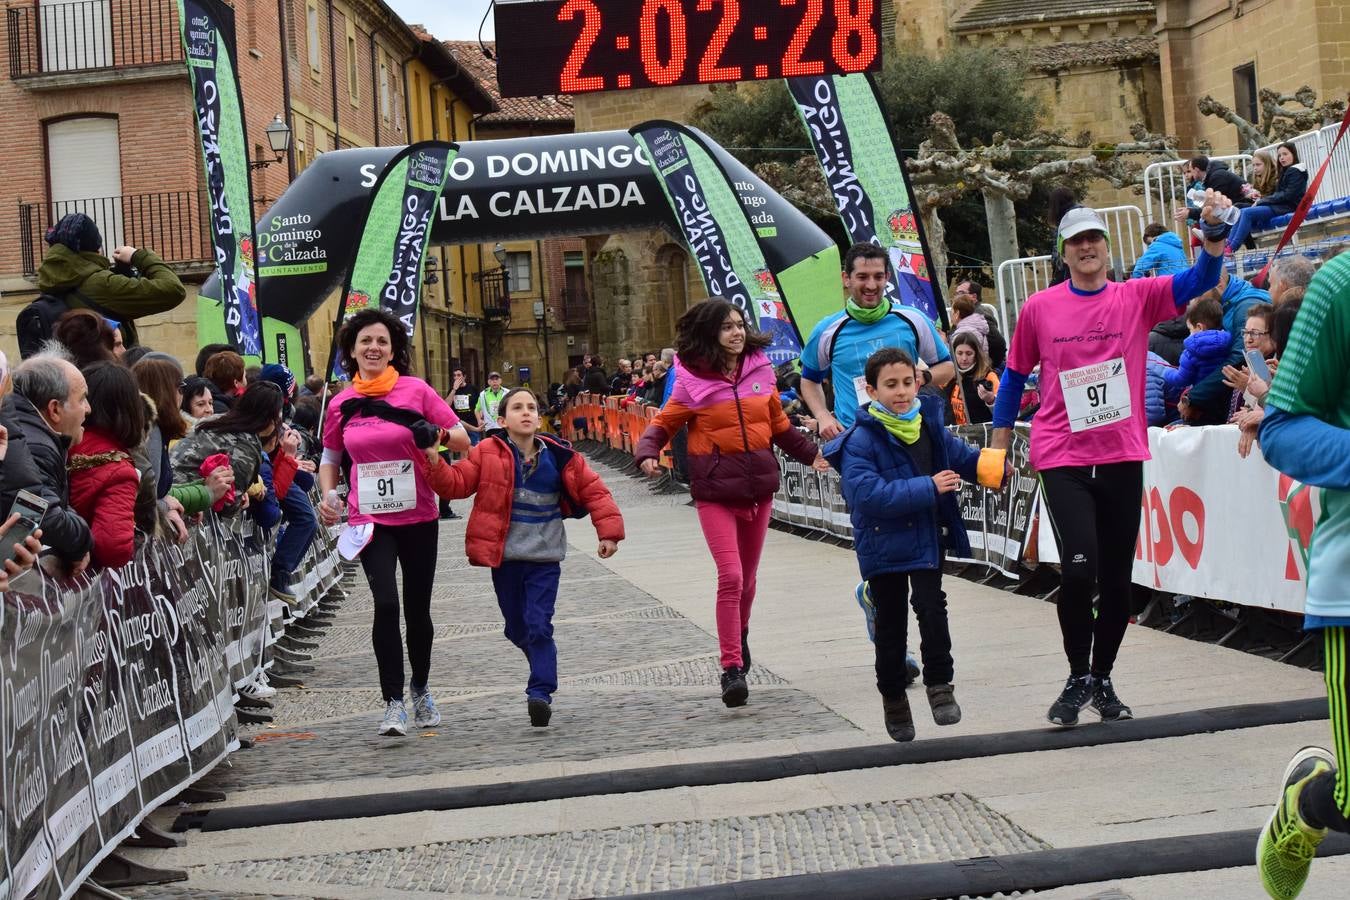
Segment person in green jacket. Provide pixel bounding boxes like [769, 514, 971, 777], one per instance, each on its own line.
[33, 213, 186, 351]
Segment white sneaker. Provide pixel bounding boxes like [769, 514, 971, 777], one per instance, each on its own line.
[411, 687, 441, 728]
[238, 677, 276, 701]
[378, 698, 408, 736]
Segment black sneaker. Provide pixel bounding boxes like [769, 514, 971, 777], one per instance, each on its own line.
[741, 630, 751, 671]
[1047, 674, 1094, 727]
[1091, 676, 1134, 721]
[882, 693, 915, 742]
[527, 697, 552, 727]
[720, 667, 749, 707]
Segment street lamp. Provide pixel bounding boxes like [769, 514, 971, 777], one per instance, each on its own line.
[250, 115, 292, 170]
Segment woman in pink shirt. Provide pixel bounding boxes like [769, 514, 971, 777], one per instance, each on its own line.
[990, 193, 1232, 727]
[319, 308, 469, 737]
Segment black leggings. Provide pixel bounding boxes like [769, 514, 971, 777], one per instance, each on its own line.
[870, 569, 952, 696]
[361, 518, 439, 701]
[1039, 462, 1143, 679]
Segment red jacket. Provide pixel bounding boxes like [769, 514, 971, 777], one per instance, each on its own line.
[68, 426, 140, 568]
[424, 432, 624, 568]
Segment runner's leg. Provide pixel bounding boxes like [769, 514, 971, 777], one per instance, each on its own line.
[734, 501, 774, 638]
[520, 562, 562, 701]
[361, 524, 405, 701]
[394, 519, 439, 693]
[1038, 467, 1098, 676]
[1089, 461, 1144, 678]
[1301, 626, 1350, 832]
[869, 572, 912, 698]
[908, 568, 953, 686]
[696, 501, 748, 669]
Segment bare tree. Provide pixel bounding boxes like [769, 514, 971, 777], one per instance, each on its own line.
[1198, 86, 1346, 154]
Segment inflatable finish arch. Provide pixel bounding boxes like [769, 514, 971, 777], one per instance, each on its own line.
[200, 129, 839, 366]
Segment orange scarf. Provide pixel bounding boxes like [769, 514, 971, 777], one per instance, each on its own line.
[352, 367, 400, 397]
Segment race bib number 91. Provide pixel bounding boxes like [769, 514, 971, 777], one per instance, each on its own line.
[356, 460, 417, 514]
[1060, 357, 1131, 432]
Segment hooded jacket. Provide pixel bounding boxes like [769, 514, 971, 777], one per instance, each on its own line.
[951, 312, 991, 357]
[823, 394, 980, 577]
[1186, 276, 1271, 422]
[169, 424, 265, 516]
[0, 393, 93, 562]
[1132, 232, 1190, 279]
[1256, 163, 1310, 216]
[1148, 314, 1189, 366]
[634, 350, 819, 504]
[67, 426, 140, 568]
[1163, 329, 1233, 393]
[424, 431, 624, 568]
[36, 245, 186, 348]
[1191, 161, 1252, 217]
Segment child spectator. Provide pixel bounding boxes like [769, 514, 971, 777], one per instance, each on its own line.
[1164, 297, 1232, 396]
[68, 361, 147, 568]
[1132, 224, 1189, 278]
[52, 309, 116, 370]
[423, 387, 624, 727]
[203, 351, 246, 413]
[944, 332, 1000, 425]
[823, 348, 1004, 742]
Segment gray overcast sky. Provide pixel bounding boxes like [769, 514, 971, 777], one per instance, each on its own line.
[384, 0, 496, 41]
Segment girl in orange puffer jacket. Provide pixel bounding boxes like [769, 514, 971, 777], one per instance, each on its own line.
[423, 388, 623, 728]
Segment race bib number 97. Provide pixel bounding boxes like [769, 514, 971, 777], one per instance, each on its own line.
[356, 460, 417, 514]
[1059, 357, 1130, 432]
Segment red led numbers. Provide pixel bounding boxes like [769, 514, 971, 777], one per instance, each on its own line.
[640, 0, 689, 85]
[781, 0, 825, 77]
[557, 0, 604, 93]
[697, 0, 743, 83]
[833, 0, 877, 71]
[496, 0, 882, 98]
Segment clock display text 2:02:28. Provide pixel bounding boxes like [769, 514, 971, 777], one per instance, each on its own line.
[493, 0, 882, 99]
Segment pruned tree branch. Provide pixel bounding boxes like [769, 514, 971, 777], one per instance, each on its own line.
[1199, 86, 1345, 153]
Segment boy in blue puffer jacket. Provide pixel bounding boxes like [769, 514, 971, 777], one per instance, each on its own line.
[824, 348, 1005, 743]
[1166, 297, 1232, 402]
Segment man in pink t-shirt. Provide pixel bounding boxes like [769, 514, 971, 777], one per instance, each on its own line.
[990, 193, 1234, 727]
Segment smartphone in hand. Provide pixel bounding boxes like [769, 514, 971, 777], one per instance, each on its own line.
[7, 489, 48, 561]
[1244, 349, 1272, 385]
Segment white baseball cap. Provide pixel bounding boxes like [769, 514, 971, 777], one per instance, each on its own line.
[1057, 207, 1110, 253]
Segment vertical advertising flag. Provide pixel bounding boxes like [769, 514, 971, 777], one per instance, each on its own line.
[177, 0, 264, 358]
[329, 142, 456, 377]
[632, 123, 801, 365]
[788, 73, 946, 326]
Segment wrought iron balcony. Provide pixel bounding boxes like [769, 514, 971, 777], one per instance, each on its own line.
[475, 268, 511, 322]
[560, 288, 590, 328]
[19, 190, 211, 276]
[7, 0, 184, 79]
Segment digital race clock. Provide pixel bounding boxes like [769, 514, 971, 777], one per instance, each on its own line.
[494, 0, 882, 99]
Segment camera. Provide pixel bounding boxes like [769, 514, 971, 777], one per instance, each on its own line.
[979, 378, 994, 392]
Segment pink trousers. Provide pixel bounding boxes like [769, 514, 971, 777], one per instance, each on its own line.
[695, 500, 773, 669]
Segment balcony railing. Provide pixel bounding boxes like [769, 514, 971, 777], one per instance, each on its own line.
[561, 288, 590, 328]
[475, 268, 511, 322]
[19, 191, 211, 276]
[7, 0, 183, 79]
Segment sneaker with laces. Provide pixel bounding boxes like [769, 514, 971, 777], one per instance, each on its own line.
[1047, 674, 1094, 727]
[926, 683, 962, 726]
[1257, 746, 1336, 899]
[1091, 676, 1133, 721]
[411, 687, 441, 728]
[720, 667, 748, 707]
[268, 584, 299, 606]
[378, 698, 408, 736]
[854, 581, 877, 642]
[238, 677, 276, 701]
[882, 693, 915, 742]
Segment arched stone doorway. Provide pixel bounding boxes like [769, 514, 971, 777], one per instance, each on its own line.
[652, 242, 690, 350]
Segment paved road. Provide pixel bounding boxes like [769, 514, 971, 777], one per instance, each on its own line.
[124, 456, 1350, 899]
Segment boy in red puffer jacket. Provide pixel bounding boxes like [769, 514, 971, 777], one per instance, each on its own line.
[422, 387, 624, 727]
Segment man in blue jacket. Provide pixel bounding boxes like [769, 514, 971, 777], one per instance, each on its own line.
[1182, 270, 1270, 424]
[1132, 225, 1190, 278]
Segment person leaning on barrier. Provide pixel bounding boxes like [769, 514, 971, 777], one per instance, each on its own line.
[0, 350, 46, 588]
[0, 351, 94, 575]
[170, 381, 286, 516]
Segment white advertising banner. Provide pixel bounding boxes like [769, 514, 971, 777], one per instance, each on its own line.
[1132, 425, 1314, 613]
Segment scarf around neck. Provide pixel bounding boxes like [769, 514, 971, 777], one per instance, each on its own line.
[845, 296, 890, 325]
[867, 399, 922, 444]
[353, 366, 400, 398]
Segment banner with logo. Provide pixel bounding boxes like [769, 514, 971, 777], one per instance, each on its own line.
[177, 0, 264, 359]
[787, 73, 945, 327]
[632, 123, 802, 366]
[1, 503, 341, 900]
[1129, 425, 1311, 613]
[328, 142, 457, 377]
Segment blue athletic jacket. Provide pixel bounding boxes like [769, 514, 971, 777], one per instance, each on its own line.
[823, 394, 980, 577]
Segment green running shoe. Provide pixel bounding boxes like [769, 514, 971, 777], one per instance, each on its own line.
[1256, 746, 1336, 899]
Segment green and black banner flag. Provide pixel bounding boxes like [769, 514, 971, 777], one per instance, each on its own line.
[177, 0, 264, 358]
[328, 141, 457, 377]
[787, 73, 947, 328]
[633, 122, 845, 366]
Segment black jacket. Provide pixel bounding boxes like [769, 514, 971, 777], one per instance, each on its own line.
[582, 368, 609, 395]
[0, 393, 93, 562]
[1148, 315, 1189, 367]
[208, 382, 234, 414]
[1257, 164, 1310, 216]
